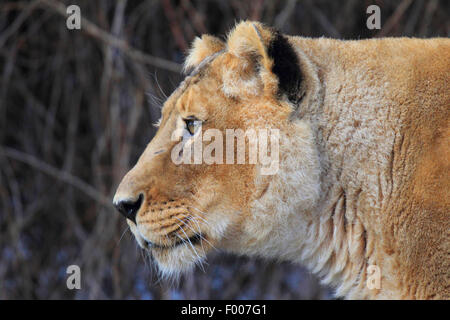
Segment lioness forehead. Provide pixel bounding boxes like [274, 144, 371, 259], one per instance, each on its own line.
[161, 52, 225, 120]
[174, 49, 225, 99]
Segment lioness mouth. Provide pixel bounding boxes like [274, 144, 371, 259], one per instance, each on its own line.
[145, 233, 204, 250]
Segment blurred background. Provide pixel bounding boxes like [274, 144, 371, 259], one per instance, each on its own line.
[0, 0, 448, 300]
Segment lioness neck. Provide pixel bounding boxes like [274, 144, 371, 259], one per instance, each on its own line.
[232, 37, 448, 299]
[289, 37, 449, 299]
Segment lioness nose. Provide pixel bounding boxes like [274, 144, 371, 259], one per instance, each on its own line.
[113, 194, 143, 224]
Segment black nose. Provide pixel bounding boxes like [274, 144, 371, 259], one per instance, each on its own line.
[114, 194, 143, 224]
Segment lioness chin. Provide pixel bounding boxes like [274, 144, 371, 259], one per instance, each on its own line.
[113, 21, 449, 299]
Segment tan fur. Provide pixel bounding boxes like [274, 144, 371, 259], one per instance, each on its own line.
[114, 21, 450, 299]
[184, 34, 225, 72]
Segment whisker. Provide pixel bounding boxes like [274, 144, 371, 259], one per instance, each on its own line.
[174, 232, 206, 272]
[146, 91, 164, 108]
[188, 217, 206, 254]
[188, 217, 218, 251]
[188, 211, 214, 229]
[188, 206, 214, 227]
[187, 206, 219, 251]
[174, 216, 206, 255]
[173, 222, 205, 272]
[140, 245, 151, 274]
[151, 71, 168, 99]
[117, 225, 130, 246]
[174, 223, 201, 259]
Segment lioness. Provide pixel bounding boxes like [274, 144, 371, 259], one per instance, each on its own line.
[113, 21, 449, 299]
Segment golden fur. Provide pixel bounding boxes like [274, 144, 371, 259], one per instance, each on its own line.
[114, 21, 450, 299]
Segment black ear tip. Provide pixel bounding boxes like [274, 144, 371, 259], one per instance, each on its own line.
[267, 32, 303, 104]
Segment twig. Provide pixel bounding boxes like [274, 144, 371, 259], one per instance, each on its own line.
[39, 0, 182, 73]
[162, 0, 188, 52]
[0, 146, 112, 208]
[0, 0, 41, 48]
[274, 0, 297, 30]
[307, 1, 341, 38]
[418, 0, 439, 37]
[376, 0, 413, 37]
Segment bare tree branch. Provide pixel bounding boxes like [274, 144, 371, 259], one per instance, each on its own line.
[40, 0, 182, 73]
[0, 146, 112, 208]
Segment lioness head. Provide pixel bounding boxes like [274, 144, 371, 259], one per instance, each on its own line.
[113, 21, 322, 277]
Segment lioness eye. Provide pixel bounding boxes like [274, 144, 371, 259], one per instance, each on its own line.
[184, 118, 198, 135]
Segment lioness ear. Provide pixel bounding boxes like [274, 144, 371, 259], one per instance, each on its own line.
[226, 21, 303, 103]
[184, 35, 225, 73]
[227, 21, 273, 71]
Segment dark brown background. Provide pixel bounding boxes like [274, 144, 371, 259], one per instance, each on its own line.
[0, 0, 448, 299]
